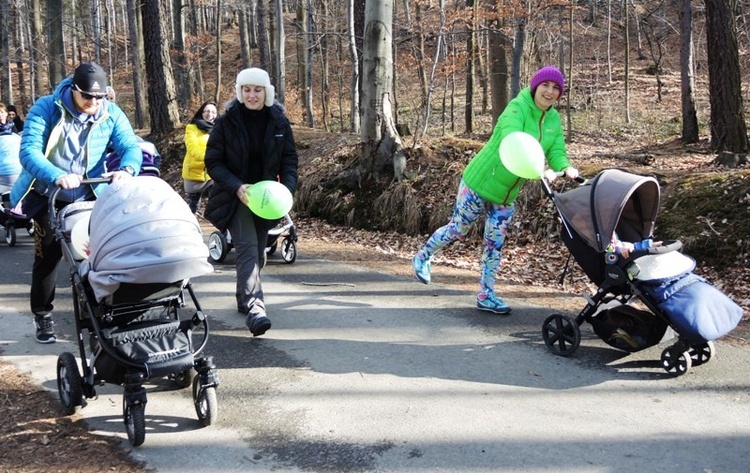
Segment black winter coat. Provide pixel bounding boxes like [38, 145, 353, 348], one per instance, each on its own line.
[204, 100, 298, 231]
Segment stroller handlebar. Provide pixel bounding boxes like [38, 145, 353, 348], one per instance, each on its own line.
[628, 239, 683, 260]
[48, 177, 112, 227]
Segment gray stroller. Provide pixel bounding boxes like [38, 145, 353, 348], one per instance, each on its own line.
[51, 176, 220, 446]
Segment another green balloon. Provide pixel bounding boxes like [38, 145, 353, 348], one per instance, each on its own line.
[246, 180, 293, 220]
[498, 131, 545, 179]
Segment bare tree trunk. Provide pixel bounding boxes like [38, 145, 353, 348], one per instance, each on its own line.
[142, 0, 181, 136]
[238, 6, 252, 68]
[173, 0, 190, 109]
[488, 18, 508, 127]
[705, 0, 749, 153]
[319, 0, 330, 131]
[0, 0, 11, 102]
[30, 0, 44, 99]
[623, 0, 631, 124]
[464, 0, 474, 134]
[348, 0, 360, 133]
[127, 0, 147, 128]
[257, 0, 271, 71]
[47, 0, 65, 86]
[679, 0, 699, 143]
[275, 0, 286, 103]
[566, 0, 573, 141]
[214, 0, 222, 104]
[510, 16, 524, 97]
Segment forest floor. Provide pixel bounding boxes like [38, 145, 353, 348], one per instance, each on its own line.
[1, 127, 749, 472]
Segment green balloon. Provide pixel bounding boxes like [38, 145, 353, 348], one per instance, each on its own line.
[498, 131, 545, 179]
[246, 180, 293, 220]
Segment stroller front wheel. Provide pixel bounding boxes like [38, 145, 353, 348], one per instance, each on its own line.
[281, 237, 297, 264]
[56, 352, 83, 415]
[661, 346, 692, 376]
[207, 231, 229, 263]
[688, 341, 716, 366]
[5, 223, 16, 246]
[193, 375, 218, 427]
[542, 314, 581, 356]
[123, 400, 146, 447]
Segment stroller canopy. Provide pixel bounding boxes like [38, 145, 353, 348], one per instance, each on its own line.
[85, 176, 213, 302]
[553, 169, 660, 252]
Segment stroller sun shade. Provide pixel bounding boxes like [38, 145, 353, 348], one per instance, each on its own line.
[552, 169, 660, 252]
[84, 176, 214, 303]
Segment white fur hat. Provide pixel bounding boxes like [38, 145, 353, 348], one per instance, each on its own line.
[235, 68, 275, 107]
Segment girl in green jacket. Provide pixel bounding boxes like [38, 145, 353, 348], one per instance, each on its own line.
[412, 66, 578, 315]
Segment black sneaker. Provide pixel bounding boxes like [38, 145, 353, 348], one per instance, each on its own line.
[246, 313, 272, 337]
[34, 314, 56, 344]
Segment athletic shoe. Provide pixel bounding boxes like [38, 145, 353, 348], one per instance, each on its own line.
[412, 254, 431, 284]
[476, 294, 511, 315]
[246, 313, 272, 337]
[34, 314, 57, 344]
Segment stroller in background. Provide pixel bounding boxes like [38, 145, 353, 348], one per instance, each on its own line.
[51, 176, 220, 447]
[0, 191, 34, 246]
[540, 169, 743, 376]
[207, 213, 298, 266]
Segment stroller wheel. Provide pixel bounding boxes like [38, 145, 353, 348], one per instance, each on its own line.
[56, 352, 83, 415]
[688, 341, 716, 367]
[281, 237, 297, 264]
[207, 231, 229, 263]
[123, 400, 146, 447]
[193, 375, 218, 427]
[542, 314, 581, 356]
[5, 224, 16, 246]
[661, 346, 692, 376]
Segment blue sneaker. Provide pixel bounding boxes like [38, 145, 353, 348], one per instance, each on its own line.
[476, 294, 511, 315]
[412, 254, 431, 284]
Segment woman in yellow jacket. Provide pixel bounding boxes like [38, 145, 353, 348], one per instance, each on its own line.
[182, 101, 218, 213]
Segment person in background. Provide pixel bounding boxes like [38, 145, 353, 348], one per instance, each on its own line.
[0, 103, 18, 134]
[411, 65, 578, 315]
[182, 101, 218, 214]
[6, 104, 24, 132]
[11, 61, 143, 344]
[204, 67, 298, 337]
[0, 125, 22, 193]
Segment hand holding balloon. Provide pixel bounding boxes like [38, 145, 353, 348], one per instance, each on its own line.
[244, 180, 293, 220]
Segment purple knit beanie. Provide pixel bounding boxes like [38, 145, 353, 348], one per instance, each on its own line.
[530, 66, 565, 96]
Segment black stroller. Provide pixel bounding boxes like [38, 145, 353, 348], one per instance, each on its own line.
[540, 169, 743, 376]
[207, 213, 297, 266]
[0, 191, 34, 246]
[51, 177, 220, 446]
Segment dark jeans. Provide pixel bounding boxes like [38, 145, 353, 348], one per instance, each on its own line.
[229, 204, 273, 315]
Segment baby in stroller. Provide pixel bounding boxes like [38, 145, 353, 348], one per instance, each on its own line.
[541, 169, 743, 376]
[52, 176, 220, 446]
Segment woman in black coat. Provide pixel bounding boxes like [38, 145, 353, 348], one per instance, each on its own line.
[204, 67, 298, 337]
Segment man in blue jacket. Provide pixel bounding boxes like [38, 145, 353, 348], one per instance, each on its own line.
[11, 61, 142, 343]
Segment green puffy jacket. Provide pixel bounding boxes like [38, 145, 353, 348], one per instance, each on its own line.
[462, 87, 570, 205]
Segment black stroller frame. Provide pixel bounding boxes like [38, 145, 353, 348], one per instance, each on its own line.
[50, 178, 220, 446]
[539, 170, 720, 376]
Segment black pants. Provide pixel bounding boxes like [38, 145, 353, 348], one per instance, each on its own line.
[30, 206, 61, 316]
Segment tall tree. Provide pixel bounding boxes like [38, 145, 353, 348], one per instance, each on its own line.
[464, 0, 475, 133]
[275, 0, 286, 104]
[0, 0, 10, 102]
[360, 0, 404, 182]
[679, 0, 698, 143]
[127, 0, 147, 128]
[47, 0, 65, 87]
[257, 0, 271, 72]
[348, 0, 360, 133]
[705, 0, 748, 153]
[142, 0, 180, 135]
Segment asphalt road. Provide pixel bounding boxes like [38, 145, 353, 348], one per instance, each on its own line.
[1, 232, 749, 473]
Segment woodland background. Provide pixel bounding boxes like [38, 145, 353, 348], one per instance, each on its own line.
[1, 2, 750, 470]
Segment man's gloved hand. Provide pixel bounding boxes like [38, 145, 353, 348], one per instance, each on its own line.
[543, 169, 558, 183]
[564, 167, 579, 180]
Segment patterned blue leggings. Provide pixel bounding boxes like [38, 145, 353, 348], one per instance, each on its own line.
[417, 179, 515, 296]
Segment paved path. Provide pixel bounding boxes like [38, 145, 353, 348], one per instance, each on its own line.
[1, 237, 749, 472]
